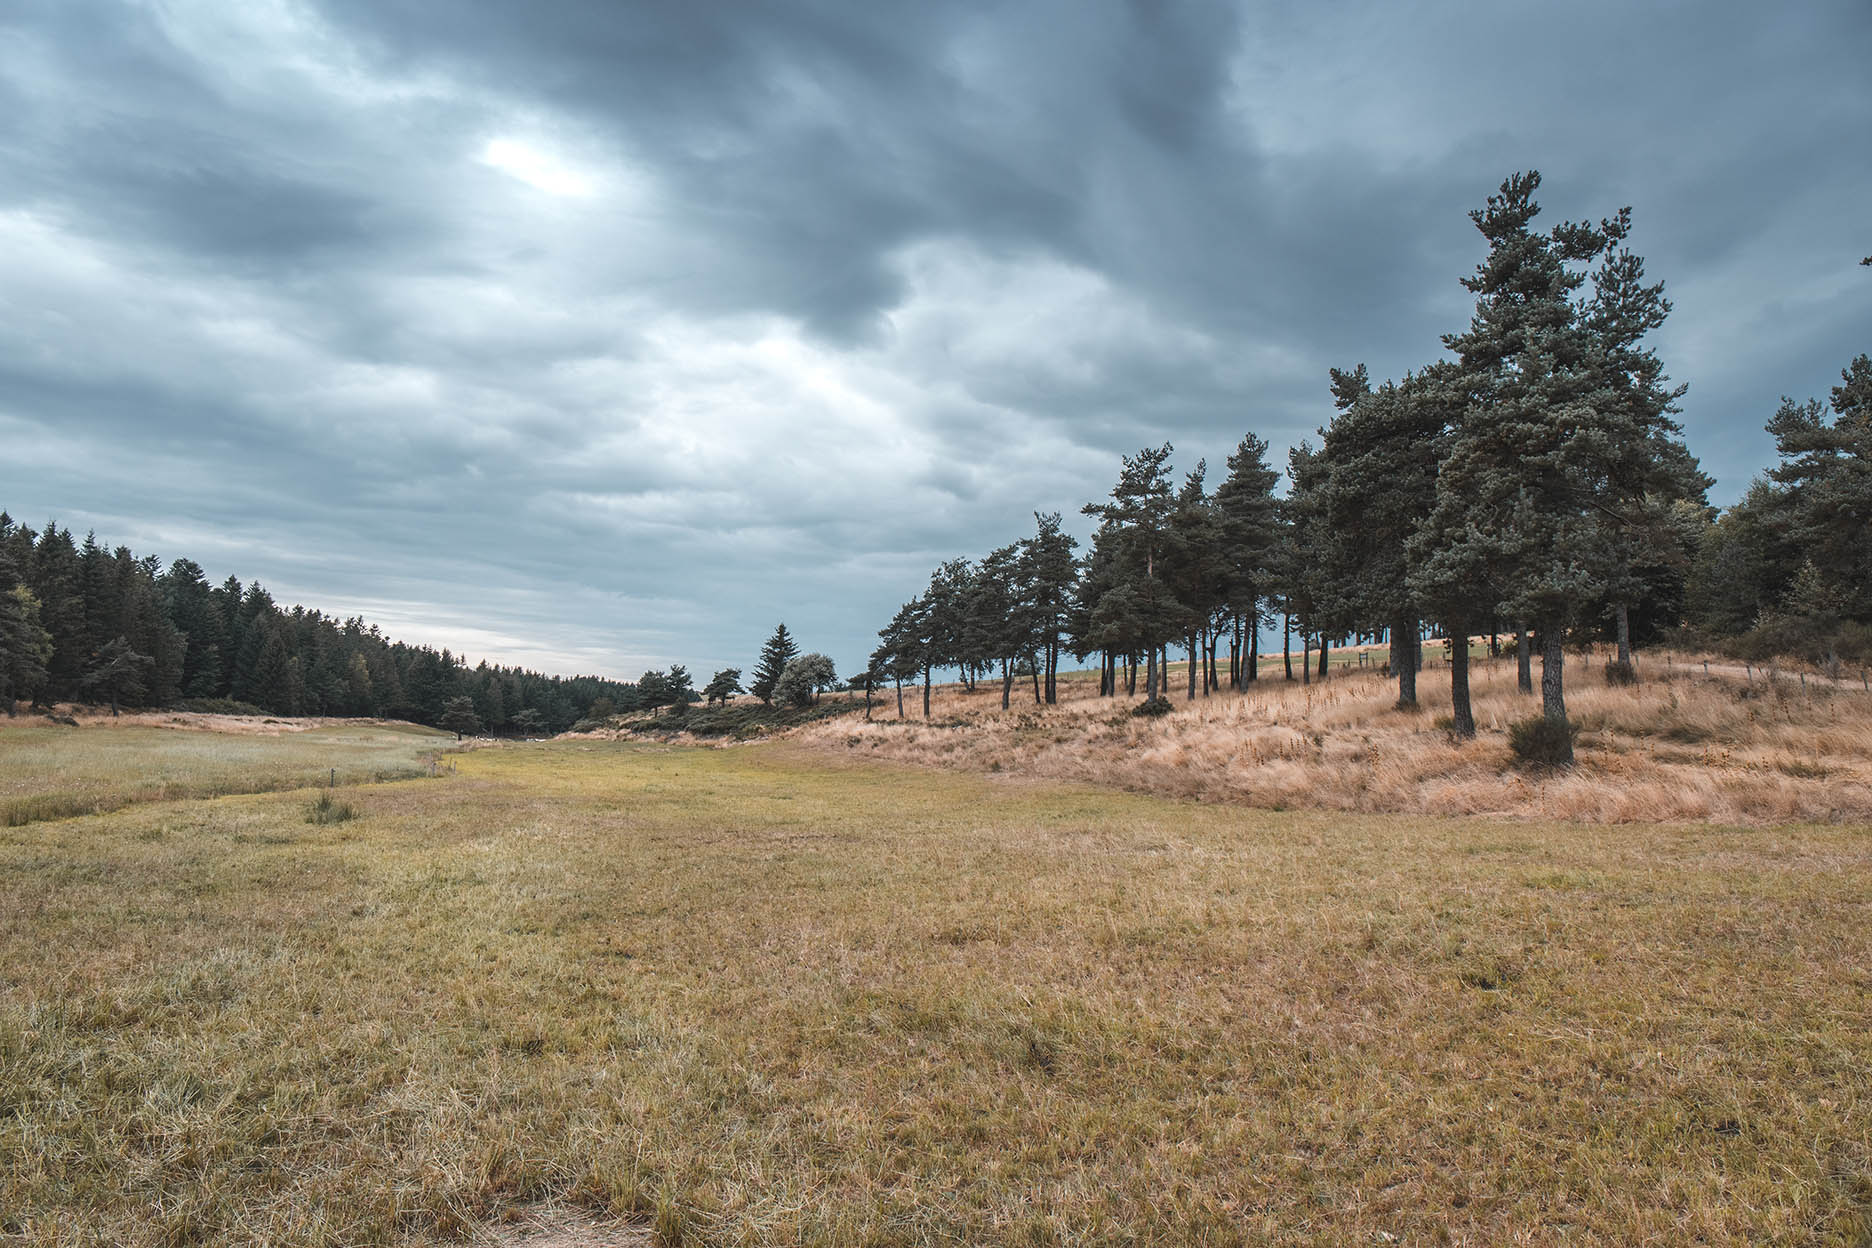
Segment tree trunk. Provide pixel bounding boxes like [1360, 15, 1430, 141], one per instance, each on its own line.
[1449, 619, 1475, 738]
[1516, 624, 1533, 693]
[923, 665, 932, 718]
[1145, 647, 1159, 701]
[1187, 633, 1198, 700]
[1615, 603, 1631, 666]
[895, 676, 903, 719]
[1538, 624, 1573, 762]
[1001, 658, 1013, 710]
[1302, 634, 1311, 686]
[1317, 636, 1330, 679]
[1395, 616, 1418, 708]
[1206, 630, 1218, 695]
[1046, 642, 1057, 704]
[1228, 618, 1240, 688]
[1283, 613, 1293, 680]
[1248, 620, 1259, 684]
[1127, 656, 1137, 696]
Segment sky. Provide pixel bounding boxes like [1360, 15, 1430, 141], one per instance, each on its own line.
[2, 1, 1867, 682]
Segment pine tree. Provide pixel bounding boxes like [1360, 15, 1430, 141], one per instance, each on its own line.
[703, 667, 744, 707]
[80, 636, 153, 716]
[1426, 171, 1625, 761]
[750, 623, 800, 704]
[1212, 434, 1281, 687]
[439, 695, 480, 740]
[1083, 444, 1182, 701]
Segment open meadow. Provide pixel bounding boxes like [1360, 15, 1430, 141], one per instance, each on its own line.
[0, 716, 453, 828]
[799, 650, 1872, 825]
[2, 722, 1869, 1246]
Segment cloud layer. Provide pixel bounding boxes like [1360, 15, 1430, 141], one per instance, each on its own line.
[3, 0, 1867, 677]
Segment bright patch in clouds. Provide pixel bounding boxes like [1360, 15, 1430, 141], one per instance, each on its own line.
[480, 138, 594, 197]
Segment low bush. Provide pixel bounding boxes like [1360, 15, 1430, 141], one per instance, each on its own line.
[1603, 659, 1637, 686]
[1131, 697, 1174, 718]
[306, 793, 358, 825]
[1508, 715, 1577, 768]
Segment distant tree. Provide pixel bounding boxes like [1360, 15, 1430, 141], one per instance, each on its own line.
[511, 707, 548, 737]
[772, 653, 837, 708]
[1020, 512, 1078, 703]
[1212, 433, 1282, 686]
[587, 696, 617, 720]
[439, 695, 481, 740]
[873, 599, 924, 719]
[1083, 444, 1181, 700]
[702, 667, 744, 707]
[750, 623, 800, 704]
[0, 538, 52, 715]
[79, 636, 153, 716]
[664, 664, 698, 708]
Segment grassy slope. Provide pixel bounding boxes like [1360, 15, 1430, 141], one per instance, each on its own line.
[805, 652, 1872, 824]
[2, 736, 1868, 1245]
[0, 719, 451, 826]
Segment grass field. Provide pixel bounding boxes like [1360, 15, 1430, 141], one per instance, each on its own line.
[0, 717, 452, 827]
[807, 649, 1872, 824]
[2, 731, 1869, 1245]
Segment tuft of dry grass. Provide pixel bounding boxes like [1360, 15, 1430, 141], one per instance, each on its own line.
[0, 718, 450, 826]
[2, 731, 1869, 1244]
[799, 649, 1872, 824]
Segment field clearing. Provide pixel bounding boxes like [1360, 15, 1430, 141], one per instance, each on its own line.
[804, 650, 1872, 824]
[0, 718, 452, 827]
[2, 733, 1869, 1245]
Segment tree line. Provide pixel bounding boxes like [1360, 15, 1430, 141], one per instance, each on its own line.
[866, 171, 1870, 764]
[0, 517, 667, 734]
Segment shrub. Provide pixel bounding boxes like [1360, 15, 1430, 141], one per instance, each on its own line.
[306, 793, 357, 825]
[1131, 697, 1173, 718]
[1508, 716, 1577, 768]
[1603, 659, 1637, 686]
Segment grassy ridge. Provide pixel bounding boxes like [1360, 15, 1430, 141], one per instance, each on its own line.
[1, 736, 1868, 1244]
[0, 720, 451, 826]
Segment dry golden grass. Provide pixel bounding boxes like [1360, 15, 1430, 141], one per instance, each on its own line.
[801, 649, 1872, 824]
[0, 717, 451, 826]
[2, 731, 1869, 1244]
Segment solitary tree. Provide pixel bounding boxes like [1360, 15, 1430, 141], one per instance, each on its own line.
[749, 623, 800, 704]
[702, 667, 744, 707]
[772, 653, 837, 707]
[440, 694, 481, 740]
[79, 636, 153, 716]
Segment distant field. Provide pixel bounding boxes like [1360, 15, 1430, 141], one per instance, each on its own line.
[2, 732, 1868, 1245]
[0, 718, 451, 827]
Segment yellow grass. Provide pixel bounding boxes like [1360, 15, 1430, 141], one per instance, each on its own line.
[802, 649, 1872, 824]
[2, 731, 1869, 1244]
[0, 717, 451, 826]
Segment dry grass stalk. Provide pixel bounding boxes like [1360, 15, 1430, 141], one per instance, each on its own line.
[797, 649, 1872, 824]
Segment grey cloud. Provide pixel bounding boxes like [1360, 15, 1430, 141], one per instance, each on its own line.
[1, 0, 1868, 679]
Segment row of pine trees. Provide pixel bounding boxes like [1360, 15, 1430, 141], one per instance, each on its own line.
[0, 516, 652, 734]
[866, 172, 1872, 763]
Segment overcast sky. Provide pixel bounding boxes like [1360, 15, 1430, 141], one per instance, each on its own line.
[2, 1, 1867, 680]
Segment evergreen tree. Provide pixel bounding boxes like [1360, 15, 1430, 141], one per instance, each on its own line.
[439, 695, 481, 740]
[1083, 444, 1181, 701]
[1427, 171, 1625, 761]
[79, 636, 153, 716]
[1212, 433, 1281, 686]
[1020, 512, 1078, 703]
[703, 667, 744, 707]
[750, 622, 800, 704]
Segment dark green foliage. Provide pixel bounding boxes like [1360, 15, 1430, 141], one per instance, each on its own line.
[772, 653, 838, 708]
[750, 623, 800, 705]
[1507, 716, 1579, 768]
[625, 695, 863, 739]
[702, 667, 744, 707]
[0, 511, 637, 733]
[1130, 696, 1173, 718]
[439, 695, 481, 740]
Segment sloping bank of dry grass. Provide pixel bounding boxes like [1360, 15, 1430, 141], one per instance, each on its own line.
[2, 737, 1869, 1244]
[798, 652, 1872, 824]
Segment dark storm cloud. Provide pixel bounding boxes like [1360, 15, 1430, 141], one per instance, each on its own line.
[1, 0, 1867, 678]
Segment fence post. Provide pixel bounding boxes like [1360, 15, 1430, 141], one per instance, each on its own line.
[329, 767, 336, 789]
